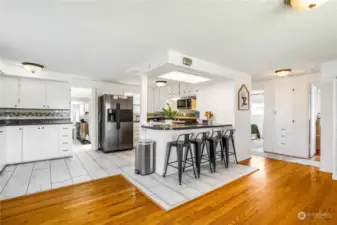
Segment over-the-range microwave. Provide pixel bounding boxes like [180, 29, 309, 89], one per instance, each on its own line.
[177, 97, 195, 110]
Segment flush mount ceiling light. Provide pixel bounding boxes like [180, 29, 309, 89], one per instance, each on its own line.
[275, 69, 292, 77]
[285, 0, 328, 10]
[155, 80, 167, 87]
[158, 71, 211, 84]
[22, 62, 44, 74]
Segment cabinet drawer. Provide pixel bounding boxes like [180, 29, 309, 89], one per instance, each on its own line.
[59, 142, 71, 155]
[59, 125, 72, 136]
[276, 125, 293, 134]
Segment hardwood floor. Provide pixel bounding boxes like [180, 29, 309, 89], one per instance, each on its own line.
[1, 156, 337, 225]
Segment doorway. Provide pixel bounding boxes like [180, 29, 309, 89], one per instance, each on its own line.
[309, 84, 321, 162]
[251, 90, 264, 154]
[70, 87, 93, 153]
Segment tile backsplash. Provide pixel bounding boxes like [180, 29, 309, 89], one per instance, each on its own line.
[0, 109, 70, 120]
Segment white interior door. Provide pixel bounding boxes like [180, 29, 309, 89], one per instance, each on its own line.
[310, 85, 317, 157]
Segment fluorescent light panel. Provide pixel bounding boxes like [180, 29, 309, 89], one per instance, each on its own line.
[158, 71, 211, 84]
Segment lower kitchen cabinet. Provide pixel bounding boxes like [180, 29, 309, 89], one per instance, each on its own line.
[2, 124, 73, 167]
[42, 126, 60, 159]
[23, 126, 43, 162]
[0, 127, 5, 171]
[5, 126, 23, 164]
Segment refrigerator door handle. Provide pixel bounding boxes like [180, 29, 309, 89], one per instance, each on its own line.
[116, 102, 121, 130]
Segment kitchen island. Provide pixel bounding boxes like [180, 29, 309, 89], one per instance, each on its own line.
[142, 124, 232, 176]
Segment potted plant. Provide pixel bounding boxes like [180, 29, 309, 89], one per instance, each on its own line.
[162, 103, 177, 125]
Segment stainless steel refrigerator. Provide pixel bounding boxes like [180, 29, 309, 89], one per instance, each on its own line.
[98, 95, 134, 152]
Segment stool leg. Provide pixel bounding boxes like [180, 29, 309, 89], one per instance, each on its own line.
[205, 142, 213, 173]
[195, 143, 201, 178]
[177, 146, 183, 185]
[231, 137, 238, 164]
[183, 146, 188, 172]
[212, 141, 217, 172]
[163, 144, 172, 177]
[189, 146, 197, 179]
[225, 139, 229, 168]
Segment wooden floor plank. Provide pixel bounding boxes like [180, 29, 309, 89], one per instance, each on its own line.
[1, 156, 337, 224]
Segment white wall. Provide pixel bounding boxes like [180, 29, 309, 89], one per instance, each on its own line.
[320, 60, 337, 175]
[197, 76, 251, 162]
[253, 74, 320, 158]
[197, 80, 235, 124]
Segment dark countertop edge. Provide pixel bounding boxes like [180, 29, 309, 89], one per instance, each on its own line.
[0, 120, 72, 126]
[141, 124, 232, 130]
[1, 123, 73, 126]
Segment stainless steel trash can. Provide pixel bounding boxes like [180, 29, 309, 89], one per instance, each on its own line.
[135, 139, 155, 175]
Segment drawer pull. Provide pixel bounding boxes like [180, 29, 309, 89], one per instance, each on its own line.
[0, 131, 3, 133]
[281, 143, 286, 145]
[62, 128, 69, 130]
[281, 129, 286, 131]
[281, 135, 286, 138]
[62, 135, 68, 137]
[61, 149, 68, 152]
[63, 142, 68, 144]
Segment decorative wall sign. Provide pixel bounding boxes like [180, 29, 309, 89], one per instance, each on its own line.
[238, 84, 250, 110]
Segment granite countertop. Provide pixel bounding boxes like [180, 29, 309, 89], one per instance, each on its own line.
[0, 119, 72, 126]
[142, 123, 232, 130]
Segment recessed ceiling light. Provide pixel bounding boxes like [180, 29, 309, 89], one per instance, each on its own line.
[155, 80, 167, 87]
[275, 69, 292, 77]
[158, 71, 211, 84]
[22, 62, 44, 74]
[285, 0, 328, 10]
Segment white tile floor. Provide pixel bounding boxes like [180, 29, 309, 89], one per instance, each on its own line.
[251, 139, 320, 168]
[0, 141, 258, 211]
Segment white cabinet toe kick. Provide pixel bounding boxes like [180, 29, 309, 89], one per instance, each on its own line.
[0, 124, 73, 171]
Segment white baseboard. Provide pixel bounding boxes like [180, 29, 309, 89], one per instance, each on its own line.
[333, 174, 337, 180]
[320, 167, 333, 173]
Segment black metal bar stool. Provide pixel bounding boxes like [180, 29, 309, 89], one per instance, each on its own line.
[184, 131, 213, 178]
[222, 128, 238, 168]
[163, 133, 197, 185]
[207, 130, 225, 172]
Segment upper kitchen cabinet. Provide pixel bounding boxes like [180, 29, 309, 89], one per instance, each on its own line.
[46, 82, 70, 109]
[0, 76, 70, 110]
[0, 76, 19, 108]
[20, 79, 46, 109]
[167, 83, 180, 98]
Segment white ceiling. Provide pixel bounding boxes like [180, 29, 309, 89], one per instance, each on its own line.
[0, 0, 337, 84]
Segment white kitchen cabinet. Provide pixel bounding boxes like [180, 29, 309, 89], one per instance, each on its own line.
[5, 126, 23, 164]
[274, 81, 294, 156]
[0, 76, 19, 108]
[46, 82, 70, 109]
[23, 126, 43, 162]
[19, 79, 46, 109]
[42, 125, 59, 159]
[0, 128, 5, 171]
[58, 125, 72, 156]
